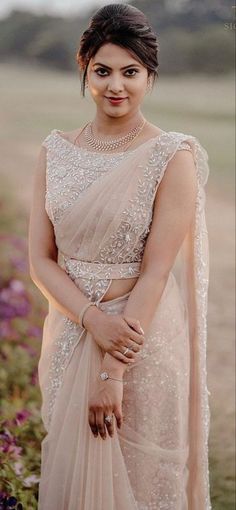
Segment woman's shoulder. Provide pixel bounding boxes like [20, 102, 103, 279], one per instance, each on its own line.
[148, 127, 210, 185]
[53, 128, 82, 144]
[147, 123, 200, 147]
[41, 128, 81, 150]
[152, 128, 208, 158]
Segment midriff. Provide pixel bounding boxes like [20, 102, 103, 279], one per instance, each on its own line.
[100, 277, 139, 302]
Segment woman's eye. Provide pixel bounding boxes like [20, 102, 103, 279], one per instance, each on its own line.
[95, 68, 109, 76]
[95, 68, 139, 77]
[125, 69, 139, 76]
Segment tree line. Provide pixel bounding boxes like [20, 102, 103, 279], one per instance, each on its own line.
[0, 0, 234, 74]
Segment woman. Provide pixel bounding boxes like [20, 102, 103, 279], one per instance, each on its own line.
[29, 3, 212, 509]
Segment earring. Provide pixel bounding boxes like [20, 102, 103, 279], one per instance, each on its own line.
[146, 79, 151, 94]
[147, 78, 152, 90]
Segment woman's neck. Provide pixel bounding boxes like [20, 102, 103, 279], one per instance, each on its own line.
[92, 111, 145, 137]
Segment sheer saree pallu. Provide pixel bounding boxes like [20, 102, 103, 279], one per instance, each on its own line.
[38, 129, 211, 509]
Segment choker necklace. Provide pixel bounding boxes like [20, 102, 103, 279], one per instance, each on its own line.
[84, 119, 146, 152]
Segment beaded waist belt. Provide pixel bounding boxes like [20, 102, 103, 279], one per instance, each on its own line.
[58, 251, 141, 280]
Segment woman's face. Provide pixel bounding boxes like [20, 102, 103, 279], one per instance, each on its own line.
[86, 43, 149, 118]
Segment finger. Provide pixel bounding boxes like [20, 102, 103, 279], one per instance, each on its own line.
[95, 409, 107, 440]
[129, 329, 145, 345]
[128, 342, 140, 354]
[113, 406, 123, 429]
[123, 316, 145, 335]
[104, 411, 114, 438]
[122, 342, 141, 355]
[116, 340, 141, 356]
[121, 346, 136, 359]
[89, 410, 98, 437]
[122, 323, 145, 346]
[111, 350, 135, 364]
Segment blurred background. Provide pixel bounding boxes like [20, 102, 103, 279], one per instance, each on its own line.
[0, 0, 235, 508]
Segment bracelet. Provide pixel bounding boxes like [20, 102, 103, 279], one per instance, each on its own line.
[99, 371, 123, 383]
[79, 301, 99, 328]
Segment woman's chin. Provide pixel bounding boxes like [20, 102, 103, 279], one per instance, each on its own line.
[102, 106, 130, 118]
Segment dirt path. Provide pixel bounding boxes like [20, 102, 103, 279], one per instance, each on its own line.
[206, 189, 235, 470]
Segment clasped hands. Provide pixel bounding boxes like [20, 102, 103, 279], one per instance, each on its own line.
[83, 306, 145, 363]
[83, 307, 145, 440]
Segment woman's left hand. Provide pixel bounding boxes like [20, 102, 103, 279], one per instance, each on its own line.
[88, 376, 124, 440]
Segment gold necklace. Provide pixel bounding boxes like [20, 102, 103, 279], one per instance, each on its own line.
[84, 118, 146, 152]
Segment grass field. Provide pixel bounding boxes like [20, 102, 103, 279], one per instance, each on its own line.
[0, 62, 235, 508]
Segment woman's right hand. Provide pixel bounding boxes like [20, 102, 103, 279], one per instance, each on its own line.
[83, 307, 144, 363]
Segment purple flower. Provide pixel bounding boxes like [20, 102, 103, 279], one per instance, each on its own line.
[0, 428, 14, 444]
[14, 409, 31, 426]
[0, 279, 31, 320]
[0, 428, 22, 460]
[1, 409, 31, 429]
[1, 443, 22, 459]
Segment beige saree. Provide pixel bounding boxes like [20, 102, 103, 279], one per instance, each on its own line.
[37, 128, 211, 509]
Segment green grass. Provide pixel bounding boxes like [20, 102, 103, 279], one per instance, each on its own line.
[210, 454, 235, 509]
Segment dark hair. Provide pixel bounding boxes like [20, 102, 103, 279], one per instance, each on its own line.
[77, 3, 159, 96]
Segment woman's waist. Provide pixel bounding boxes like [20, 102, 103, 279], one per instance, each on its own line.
[57, 251, 177, 312]
[58, 251, 142, 280]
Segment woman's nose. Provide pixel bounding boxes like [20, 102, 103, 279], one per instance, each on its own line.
[107, 75, 124, 93]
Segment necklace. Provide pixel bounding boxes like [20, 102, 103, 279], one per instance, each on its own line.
[84, 118, 146, 152]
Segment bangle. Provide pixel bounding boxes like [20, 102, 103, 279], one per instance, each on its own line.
[79, 301, 98, 328]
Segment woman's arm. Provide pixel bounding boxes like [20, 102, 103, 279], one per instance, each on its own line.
[28, 145, 102, 323]
[99, 148, 198, 378]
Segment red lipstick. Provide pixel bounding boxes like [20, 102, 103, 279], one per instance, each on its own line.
[106, 97, 127, 105]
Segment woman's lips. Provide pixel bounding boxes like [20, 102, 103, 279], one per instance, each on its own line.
[106, 97, 127, 105]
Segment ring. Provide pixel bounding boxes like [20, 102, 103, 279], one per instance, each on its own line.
[123, 347, 131, 356]
[104, 415, 113, 424]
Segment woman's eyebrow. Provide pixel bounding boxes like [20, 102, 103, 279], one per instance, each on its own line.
[92, 62, 141, 70]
